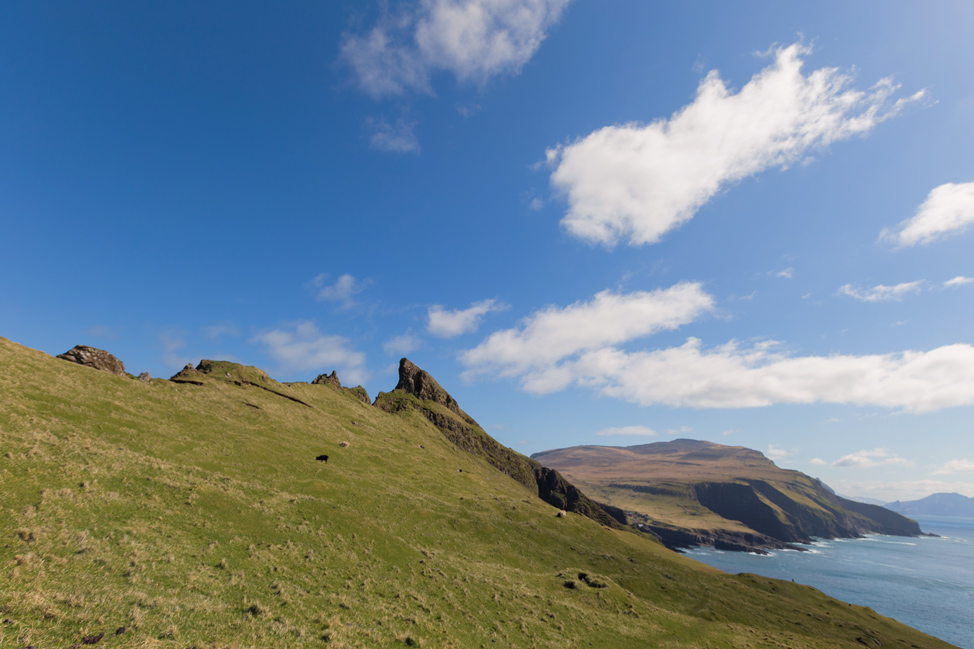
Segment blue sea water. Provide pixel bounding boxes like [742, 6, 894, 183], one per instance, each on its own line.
[685, 516, 974, 648]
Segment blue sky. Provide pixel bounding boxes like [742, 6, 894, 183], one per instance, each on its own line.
[3, 1, 974, 501]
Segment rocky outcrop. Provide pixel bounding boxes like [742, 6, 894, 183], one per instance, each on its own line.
[377, 359, 624, 529]
[56, 345, 126, 375]
[312, 370, 371, 405]
[312, 371, 342, 387]
[395, 359, 478, 425]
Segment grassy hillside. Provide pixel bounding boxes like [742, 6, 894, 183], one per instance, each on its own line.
[532, 441, 923, 553]
[0, 337, 955, 648]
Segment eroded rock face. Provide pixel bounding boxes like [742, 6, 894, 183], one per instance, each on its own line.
[56, 345, 126, 375]
[395, 358, 474, 423]
[312, 371, 342, 387]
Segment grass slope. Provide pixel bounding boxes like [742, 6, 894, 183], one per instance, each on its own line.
[0, 337, 956, 648]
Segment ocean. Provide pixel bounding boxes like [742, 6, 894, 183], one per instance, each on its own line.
[685, 515, 974, 648]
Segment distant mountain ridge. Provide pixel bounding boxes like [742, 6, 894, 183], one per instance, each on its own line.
[533, 440, 926, 553]
[885, 492, 974, 517]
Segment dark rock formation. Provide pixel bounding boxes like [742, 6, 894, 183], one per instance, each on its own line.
[377, 358, 624, 530]
[312, 370, 371, 404]
[312, 371, 342, 387]
[692, 479, 923, 549]
[56, 346, 125, 375]
[395, 358, 477, 424]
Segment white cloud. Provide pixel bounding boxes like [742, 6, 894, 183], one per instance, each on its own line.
[944, 276, 974, 288]
[252, 321, 368, 385]
[461, 282, 714, 387]
[933, 459, 974, 475]
[366, 118, 421, 153]
[428, 299, 506, 338]
[594, 425, 657, 437]
[766, 444, 793, 461]
[313, 274, 369, 307]
[341, 0, 571, 97]
[545, 43, 924, 247]
[774, 268, 794, 279]
[809, 457, 827, 466]
[880, 181, 974, 247]
[666, 426, 694, 436]
[832, 448, 913, 469]
[383, 333, 422, 356]
[837, 280, 925, 302]
[469, 328, 974, 413]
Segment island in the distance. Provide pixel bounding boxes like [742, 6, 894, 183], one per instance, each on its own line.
[885, 492, 974, 517]
[532, 439, 927, 553]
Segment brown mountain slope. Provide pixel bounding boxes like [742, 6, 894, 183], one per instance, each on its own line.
[532, 440, 924, 553]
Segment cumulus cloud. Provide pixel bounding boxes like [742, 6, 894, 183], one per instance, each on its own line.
[313, 274, 369, 307]
[545, 43, 924, 247]
[837, 280, 925, 302]
[461, 282, 714, 386]
[252, 321, 368, 385]
[880, 181, 974, 247]
[594, 425, 657, 437]
[467, 324, 974, 413]
[933, 459, 974, 475]
[428, 299, 506, 338]
[342, 0, 571, 97]
[832, 448, 913, 469]
[944, 276, 974, 288]
[366, 118, 420, 153]
[809, 458, 827, 466]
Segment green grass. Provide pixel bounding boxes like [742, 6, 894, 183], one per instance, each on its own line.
[0, 337, 957, 648]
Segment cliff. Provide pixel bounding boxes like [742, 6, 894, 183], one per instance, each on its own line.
[533, 440, 924, 553]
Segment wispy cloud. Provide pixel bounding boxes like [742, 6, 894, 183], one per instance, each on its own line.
[594, 425, 657, 437]
[383, 333, 422, 356]
[832, 448, 913, 469]
[85, 325, 119, 340]
[944, 276, 974, 288]
[773, 268, 794, 279]
[204, 324, 240, 341]
[251, 321, 368, 385]
[829, 478, 974, 502]
[428, 298, 506, 338]
[366, 117, 421, 153]
[933, 459, 974, 475]
[341, 0, 572, 97]
[313, 273, 370, 307]
[837, 280, 925, 302]
[666, 426, 694, 436]
[880, 181, 974, 247]
[809, 457, 827, 466]
[545, 43, 924, 247]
